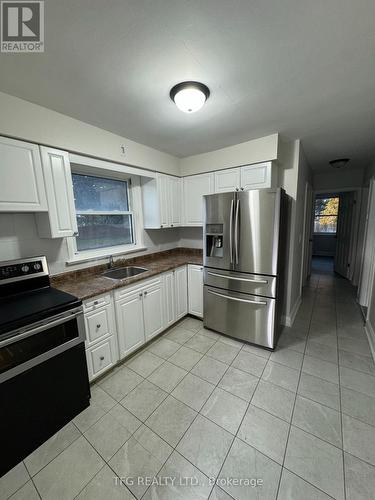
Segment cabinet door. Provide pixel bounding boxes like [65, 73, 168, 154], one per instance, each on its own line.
[116, 291, 145, 358]
[36, 147, 78, 238]
[188, 265, 204, 318]
[240, 162, 272, 190]
[169, 176, 182, 227]
[175, 266, 188, 319]
[214, 168, 241, 193]
[0, 136, 47, 212]
[143, 283, 164, 340]
[164, 271, 176, 328]
[158, 174, 170, 228]
[183, 173, 214, 226]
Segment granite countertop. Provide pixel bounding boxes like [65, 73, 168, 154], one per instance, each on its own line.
[51, 248, 203, 300]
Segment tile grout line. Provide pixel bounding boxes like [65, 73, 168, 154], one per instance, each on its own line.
[274, 272, 317, 499]
[335, 277, 347, 500]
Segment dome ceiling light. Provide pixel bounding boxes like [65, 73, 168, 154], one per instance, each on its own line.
[170, 81, 210, 113]
[329, 158, 350, 169]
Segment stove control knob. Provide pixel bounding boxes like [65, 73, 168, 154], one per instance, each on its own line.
[34, 263, 41, 270]
[21, 265, 29, 273]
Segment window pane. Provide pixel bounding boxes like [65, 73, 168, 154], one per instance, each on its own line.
[314, 216, 337, 233]
[314, 197, 339, 216]
[72, 174, 129, 212]
[76, 215, 133, 251]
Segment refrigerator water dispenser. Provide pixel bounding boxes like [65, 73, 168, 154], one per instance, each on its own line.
[206, 224, 224, 257]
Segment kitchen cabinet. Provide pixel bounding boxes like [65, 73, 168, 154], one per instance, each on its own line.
[175, 266, 188, 319]
[142, 173, 182, 228]
[36, 147, 78, 238]
[116, 289, 145, 358]
[83, 293, 119, 381]
[115, 276, 164, 358]
[183, 173, 214, 226]
[188, 264, 204, 318]
[0, 136, 47, 212]
[214, 168, 241, 193]
[213, 162, 276, 193]
[163, 266, 188, 327]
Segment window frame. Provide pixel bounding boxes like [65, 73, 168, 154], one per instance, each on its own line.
[66, 165, 145, 264]
[313, 196, 339, 235]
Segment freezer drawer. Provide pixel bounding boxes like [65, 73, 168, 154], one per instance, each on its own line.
[204, 267, 276, 298]
[203, 285, 276, 349]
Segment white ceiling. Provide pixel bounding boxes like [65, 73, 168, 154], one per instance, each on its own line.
[1, 0, 375, 170]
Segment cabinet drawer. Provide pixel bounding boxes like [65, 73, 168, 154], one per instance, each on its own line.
[86, 336, 117, 381]
[86, 307, 110, 345]
[83, 294, 111, 313]
[114, 276, 161, 301]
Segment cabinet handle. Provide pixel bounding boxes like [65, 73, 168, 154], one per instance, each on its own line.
[144, 291, 148, 297]
[96, 324, 101, 329]
[93, 301, 99, 305]
[171, 224, 174, 227]
[139, 292, 143, 298]
[99, 356, 105, 361]
[73, 231, 79, 236]
[160, 225, 164, 228]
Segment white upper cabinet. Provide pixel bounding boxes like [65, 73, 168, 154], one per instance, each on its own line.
[183, 172, 214, 226]
[240, 162, 275, 190]
[213, 162, 276, 193]
[142, 173, 181, 228]
[36, 147, 78, 238]
[0, 136, 47, 212]
[214, 168, 241, 193]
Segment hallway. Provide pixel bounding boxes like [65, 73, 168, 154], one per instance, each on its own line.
[1, 263, 375, 500]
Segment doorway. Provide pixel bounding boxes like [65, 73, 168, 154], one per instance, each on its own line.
[304, 190, 361, 282]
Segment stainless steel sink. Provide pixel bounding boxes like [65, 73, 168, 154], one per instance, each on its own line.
[102, 266, 148, 280]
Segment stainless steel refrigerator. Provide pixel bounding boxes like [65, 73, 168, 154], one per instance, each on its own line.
[203, 188, 288, 349]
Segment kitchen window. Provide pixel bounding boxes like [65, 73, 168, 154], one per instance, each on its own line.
[67, 171, 144, 262]
[314, 196, 339, 234]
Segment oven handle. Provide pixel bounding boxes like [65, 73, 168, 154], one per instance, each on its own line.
[207, 289, 267, 306]
[0, 306, 84, 348]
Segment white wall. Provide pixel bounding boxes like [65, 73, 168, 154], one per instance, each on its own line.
[313, 168, 364, 191]
[278, 138, 312, 324]
[0, 213, 181, 275]
[179, 134, 279, 176]
[0, 92, 179, 176]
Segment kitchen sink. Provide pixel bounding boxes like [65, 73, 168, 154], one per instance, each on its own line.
[102, 266, 148, 280]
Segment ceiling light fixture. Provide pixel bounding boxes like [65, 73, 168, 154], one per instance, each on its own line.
[170, 81, 210, 113]
[329, 158, 350, 169]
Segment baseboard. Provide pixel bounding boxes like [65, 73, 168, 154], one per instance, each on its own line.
[365, 320, 375, 364]
[281, 295, 302, 327]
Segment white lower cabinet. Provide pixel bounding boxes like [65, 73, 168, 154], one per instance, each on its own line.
[86, 336, 118, 381]
[188, 264, 204, 318]
[116, 289, 145, 358]
[115, 277, 164, 359]
[163, 266, 188, 327]
[83, 294, 119, 381]
[83, 265, 201, 378]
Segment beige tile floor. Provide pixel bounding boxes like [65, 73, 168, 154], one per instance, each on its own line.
[1, 258, 375, 500]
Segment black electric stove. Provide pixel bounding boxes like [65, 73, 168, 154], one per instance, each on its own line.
[0, 256, 90, 477]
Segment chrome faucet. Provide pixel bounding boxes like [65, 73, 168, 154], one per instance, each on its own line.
[108, 255, 114, 269]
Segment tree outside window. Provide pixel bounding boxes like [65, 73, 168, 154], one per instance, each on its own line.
[314, 197, 339, 234]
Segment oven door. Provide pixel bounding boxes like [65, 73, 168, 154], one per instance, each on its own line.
[0, 307, 90, 477]
[0, 306, 85, 383]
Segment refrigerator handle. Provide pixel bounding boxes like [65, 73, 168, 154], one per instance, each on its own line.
[234, 198, 240, 264]
[229, 199, 234, 264]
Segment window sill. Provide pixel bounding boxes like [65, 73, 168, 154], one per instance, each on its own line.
[66, 245, 147, 266]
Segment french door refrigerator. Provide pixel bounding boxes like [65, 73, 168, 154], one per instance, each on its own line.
[203, 188, 288, 349]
